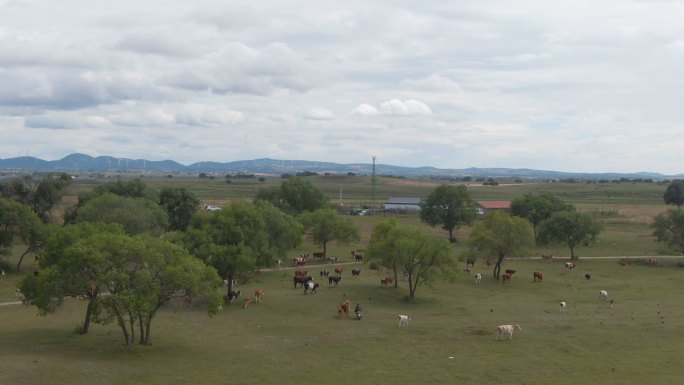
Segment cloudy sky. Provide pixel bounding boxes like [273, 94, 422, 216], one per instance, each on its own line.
[1, 0, 683, 174]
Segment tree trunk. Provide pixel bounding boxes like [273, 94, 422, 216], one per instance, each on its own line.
[392, 264, 399, 288]
[493, 255, 504, 279]
[143, 319, 153, 345]
[225, 272, 235, 301]
[16, 248, 31, 271]
[322, 241, 328, 257]
[448, 229, 454, 243]
[81, 297, 96, 334]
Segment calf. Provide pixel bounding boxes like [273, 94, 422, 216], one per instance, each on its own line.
[327, 256, 339, 263]
[565, 262, 576, 271]
[501, 273, 512, 284]
[398, 314, 411, 327]
[474, 273, 482, 284]
[254, 290, 265, 303]
[243, 297, 255, 309]
[335, 267, 344, 275]
[304, 281, 319, 295]
[227, 290, 241, 303]
[560, 301, 566, 312]
[338, 300, 352, 318]
[328, 276, 342, 286]
[351, 269, 361, 278]
[294, 275, 313, 288]
[463, 267, 471, 274]
[496, 324, 521, 340]
[541, 253, 554, 263]
[533, 271, 543, 282]
[584, 273, 591, 282]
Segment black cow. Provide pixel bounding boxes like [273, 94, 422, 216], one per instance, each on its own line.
[328, 276, 342, 286]
[226, 290, 241, 303]
[294, 275, 313, 288]
[466, 258, 476, 267]
[319, 270, 330, 277]
[304, 282, 320, 295]
[351, 269, 361, 278]
[585, 273, 591, 282]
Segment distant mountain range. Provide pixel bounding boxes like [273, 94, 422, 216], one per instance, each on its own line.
[0, 153, 680, 180]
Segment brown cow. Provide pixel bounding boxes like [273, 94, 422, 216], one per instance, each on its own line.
[502, 273, 512, 284]
[294, 269, 308, 277]
[541, 253, 554, 263]
[255, 290, 265, 303]
[338, 300, 352, 318]
[533, 272, 543, 282]
[335, 267, 344, 275]
[505, 269, 517, 275]
[243, 297, 255, 309]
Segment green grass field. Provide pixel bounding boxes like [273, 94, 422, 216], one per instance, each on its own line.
[2, 257, 684, 385]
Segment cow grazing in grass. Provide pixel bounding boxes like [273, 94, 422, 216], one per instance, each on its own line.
[533, 272, 543, 282]
[505, 269, 516, 275]
[619, 259, 629, 269]
[276, 259, 283, 269]
[351, 269, 361, 278]
[565, 262, 576, 271]
[294, 269, 308, 277]
[398, 314, 411, 327]
[0, 269, 5, 280]
[227, 290, 241, 303]
[293, 257, 306, 266]
[599, 290, 609, 301]
[466, 258, 476, 267]
[294, 275, 313, 288]
[609, 299, 614, 308]
[312, 252, 325, 260]
[585, 273, 591, 282]
[338, 300, 352, 318]
[463, 267, 471, 274]
[502, 273, 512, 284]
[560, 301, 566, 312]
[327, 256, 338, 263]
[319, 270, 330, 277]
[335, 267, 344, 275]
[254, 290, 265, 303]
[474, 273, 482, 284]
[496, 324, 521, 340]
[541, 253, 554, 263]
[328, 276, 342, 286]
[381, 278, 389, 287]
[352, 250, 364, 263]
[304, 282, 319, 295]
[243, 297, 255, 309]
[647, 258, 658, 266]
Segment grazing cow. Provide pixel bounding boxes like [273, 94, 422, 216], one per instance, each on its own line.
[398, 314, 411, 327]
[381, 278, 389, 287]
[560, 301, 566, 312]
[319, 270, 330, 277]
[312, 252, 325, 259]
[541, 253, 554, 263]
[355, 254, 363, 263]
[565, 262, 576, 271]
[485, 258, 493, 267]
[505, 269, 516, 275]
[338, 300, 352, 318]
[474, 273, 482, 284]
[386, 277, 394, 285]
[351, 269, 361, 278]
[254, 290, 265, 303]
[304, 282, 320, 295]
[335, 267, 344, 275]
[466, 258, 476, 267]
[327, 256, 339, 263]
[496, 324, 522, 340]
[463, 267, 471, 274]
[584, 273, 591, 282]
[276, 259, 283, 269]
[619, 259, 629, 269]
[243, 297, 255, 309]
[294, 269, 308, 277]
[647, 258, 658, 266]
[294, 275, 313, 288]
[502, 273, 512, 284]
[0, 269, 5, 280]
[293, 257, 306, 266]
[328, 276, 342, 286]
[15, 288, 24, 300]
[609, 299, 615, 308]
[227, 290, 241, 303]
[599, 290, 609, 301]
[533, 272, 543, 282]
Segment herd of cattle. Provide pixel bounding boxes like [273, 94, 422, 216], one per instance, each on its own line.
[226, 251, 639, 338]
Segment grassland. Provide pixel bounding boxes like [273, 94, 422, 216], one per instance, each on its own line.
[1, 175, 681, 384]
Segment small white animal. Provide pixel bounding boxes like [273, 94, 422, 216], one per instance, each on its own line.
[398, 314, 411, 327]
[560, 301, 566, 312]
[599, 290, 609, 301]
[474, 273, 482, 284]
[496, 324, 522, 340]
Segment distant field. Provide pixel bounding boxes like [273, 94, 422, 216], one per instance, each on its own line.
[2, 257, 683, 385]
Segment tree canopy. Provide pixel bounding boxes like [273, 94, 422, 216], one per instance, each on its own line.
[298, 208, 360, 257]
[64, 179, 158, 224]
[159, 187, 200, 231]
[510, 193, 575, 241]
[1, 173, 72, 223]
[466, 211, 535, 279]
[420, 184, 476, 242]
[254, 177, 328, 215]
[663, 180, 684, 208]
[537, 211, 602, 260]
[651, 208, 684, 254]
[0, 198, 48, 271]
[74, 192, 169, 235]
[366, 219, 455, 299]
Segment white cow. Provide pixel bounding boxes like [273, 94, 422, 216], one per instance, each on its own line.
[474, 273, 482, 284]
[560, 301, 566, 312]
[398, 314, 411, 327]
[599, 290, 609, 301]
[496, 324, 521, 340]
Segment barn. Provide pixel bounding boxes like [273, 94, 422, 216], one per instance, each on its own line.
[384, 196, 423, 212]
[475, 201, 511, 215]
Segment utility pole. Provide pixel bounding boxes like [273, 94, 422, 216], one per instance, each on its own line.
[372, 156, 376, 206]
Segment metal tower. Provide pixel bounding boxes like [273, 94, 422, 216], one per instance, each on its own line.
[372, 156, 376, 206]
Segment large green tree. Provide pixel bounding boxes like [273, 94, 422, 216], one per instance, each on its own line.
[0, 198, 49, 271]
[64, 179, 158, 224]
[420, 184, 476, 242]
[21, 230, 222, 345]
[651, 208, 684, 254]
[466, 211, 535, 279]
[159, 187, 200, 231]
[298, 208, 360, 257]
[510, 193, 575, 241]
[255, 177, 327, 215]
[74, 193, 168, 235]
[537, 211, 602, 260]
[663, 180, 684, 208]
[366, 219, 455, 299]
[1, 173, 72, 223]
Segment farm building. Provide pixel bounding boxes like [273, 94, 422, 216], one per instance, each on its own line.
[475, 201, 511, 215]
[384, 196, 423, 211]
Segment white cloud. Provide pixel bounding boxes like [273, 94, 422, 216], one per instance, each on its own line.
[304, 107, 335, 121]
[379, 99, 433, 116]
[351, 104, 379, 116]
